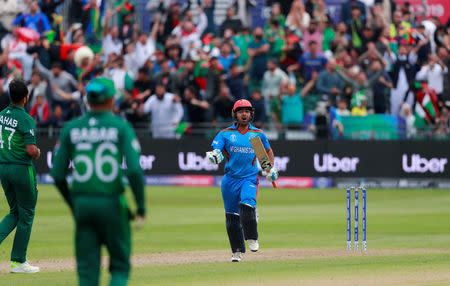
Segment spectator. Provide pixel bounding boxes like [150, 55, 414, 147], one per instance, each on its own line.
[198, 0, 216, 35]
[102, 10, 123, 58]
[0, 0, 26, 30]
[250, 90, 266, 128]
[81, 0, 103, 42]
[265, 2, 286, 33]
[316, 59, 343, 105]
[302, 19, 324, 53]
[141, 83, 184, 138]
[183, 85, 210, 125]
[213, 84, 234, 124]
[46, 104, 65, 128]
[135, 15, 159, 67]
[280, 81, 304, 126]
[336, 98, 351, 116]
[2, 33, 34, 82]
[232, 0, 256, 27]
[27, 37, 52, 69]
[220, 7, 243, 37]
[205, 56, 225, 101]
[177, 57, 199, 97]
[153, 58, 180, 94]
[415, 54, 448, 105]
[226, 63, 248, 100]
[400, 103, 416, 138]
[29, 94, 50, 127]
[27, 72, 47, 111]
[114, 88, 144, 128]
[386, 39, 424, 115]
[11, 0, 51, 35]
[134, 67, 155, 102]
[298, 40, 327, 82]
[124, 42, 139, 80]
[438, 47, 450, 107]
[340, 0, 366, 26]
[218, 42, 239, 73]
[370, 60, 392, 114]
[105, 56, 133, 93]
[390, 10, 410, 39]
[52, 81, 89, 117]
[349, 5, 364, 52]
[34, 58, 78, 117]
[40, 0, 64, 24]
[261, 58, 288, 105]
[172, 16, 207, 60]
[247, 27, 270, 93]
[337, 60, 385, 112]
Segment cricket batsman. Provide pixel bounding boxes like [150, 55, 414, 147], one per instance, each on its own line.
[51, 77, 146, 286]
[0, 79, 41, 273]
[206, 99, 278, 262]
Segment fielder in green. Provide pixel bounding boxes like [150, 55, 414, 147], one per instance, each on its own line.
[0, 79, 41, 273]
[51, 77, 146, 286]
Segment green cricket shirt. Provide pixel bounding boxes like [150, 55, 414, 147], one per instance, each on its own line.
[51, 111, 144, 196]
[0, 104, 37, 165]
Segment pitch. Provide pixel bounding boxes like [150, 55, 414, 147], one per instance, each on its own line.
[0, 185, 449, 285]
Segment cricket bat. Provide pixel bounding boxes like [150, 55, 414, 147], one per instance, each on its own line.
[250, 137, 278, 188]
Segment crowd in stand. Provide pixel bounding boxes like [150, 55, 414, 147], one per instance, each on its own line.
[0, 0, 449, 138]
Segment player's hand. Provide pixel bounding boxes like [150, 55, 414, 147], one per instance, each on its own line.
[135, 215, 146, 229]
[206, 149, 223, 164]
[262, 167, 278, 182]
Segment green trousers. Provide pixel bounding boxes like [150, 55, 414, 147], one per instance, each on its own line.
[73, 195, 131, 286]
[0, 164, 38, 263]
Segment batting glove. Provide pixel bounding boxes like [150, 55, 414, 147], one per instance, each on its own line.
[206, 149, 224, 164]
[262, 167, 278, 182]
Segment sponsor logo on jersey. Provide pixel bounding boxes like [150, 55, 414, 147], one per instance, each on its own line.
[230, 134, 237, 142]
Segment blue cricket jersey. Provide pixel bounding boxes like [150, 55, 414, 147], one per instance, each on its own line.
[211, 123, 271, 179]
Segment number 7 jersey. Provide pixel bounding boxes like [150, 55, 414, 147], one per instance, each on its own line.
[51, 111, 143, 195]
[0, 104, 36, 166]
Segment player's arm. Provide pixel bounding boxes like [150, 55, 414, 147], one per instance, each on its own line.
[50, 127, 73, 210]
[122, 123, 146, 219]
[266, 147, 274, 166]
[23, 117, 40, 159]
[26, 144, 40, 159]
[260, 135, 279, 182]
[206, 131, 225, 165]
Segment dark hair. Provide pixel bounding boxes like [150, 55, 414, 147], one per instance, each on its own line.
[138, 67, 149, 74]
[51, 61, 63, 69]
[9, 78, 29, 103]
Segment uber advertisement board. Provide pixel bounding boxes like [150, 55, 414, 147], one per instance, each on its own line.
[36, 138, 449, 178]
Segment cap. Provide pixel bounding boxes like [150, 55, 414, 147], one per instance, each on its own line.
[86, 77, 116, 104]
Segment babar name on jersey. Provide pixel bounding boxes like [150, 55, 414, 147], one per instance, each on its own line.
[70, 127, 118, 144]
[0, 115, 18, 128]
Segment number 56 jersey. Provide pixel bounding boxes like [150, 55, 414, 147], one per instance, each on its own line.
[51, 111, 143, 195]
[0, 105, 36, 166]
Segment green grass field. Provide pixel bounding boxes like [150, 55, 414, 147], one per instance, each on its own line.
[1, 185, 450, 285]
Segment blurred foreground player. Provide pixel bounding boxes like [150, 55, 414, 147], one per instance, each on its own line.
[51, 78, 146, 286]
[0, 79, 41, 273]
[206, 99, 278, 262]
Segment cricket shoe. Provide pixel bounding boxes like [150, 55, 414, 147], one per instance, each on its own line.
[248, 239, 259, 252]
[10, 261, 39, 273]
[231, 252, 243, 262]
